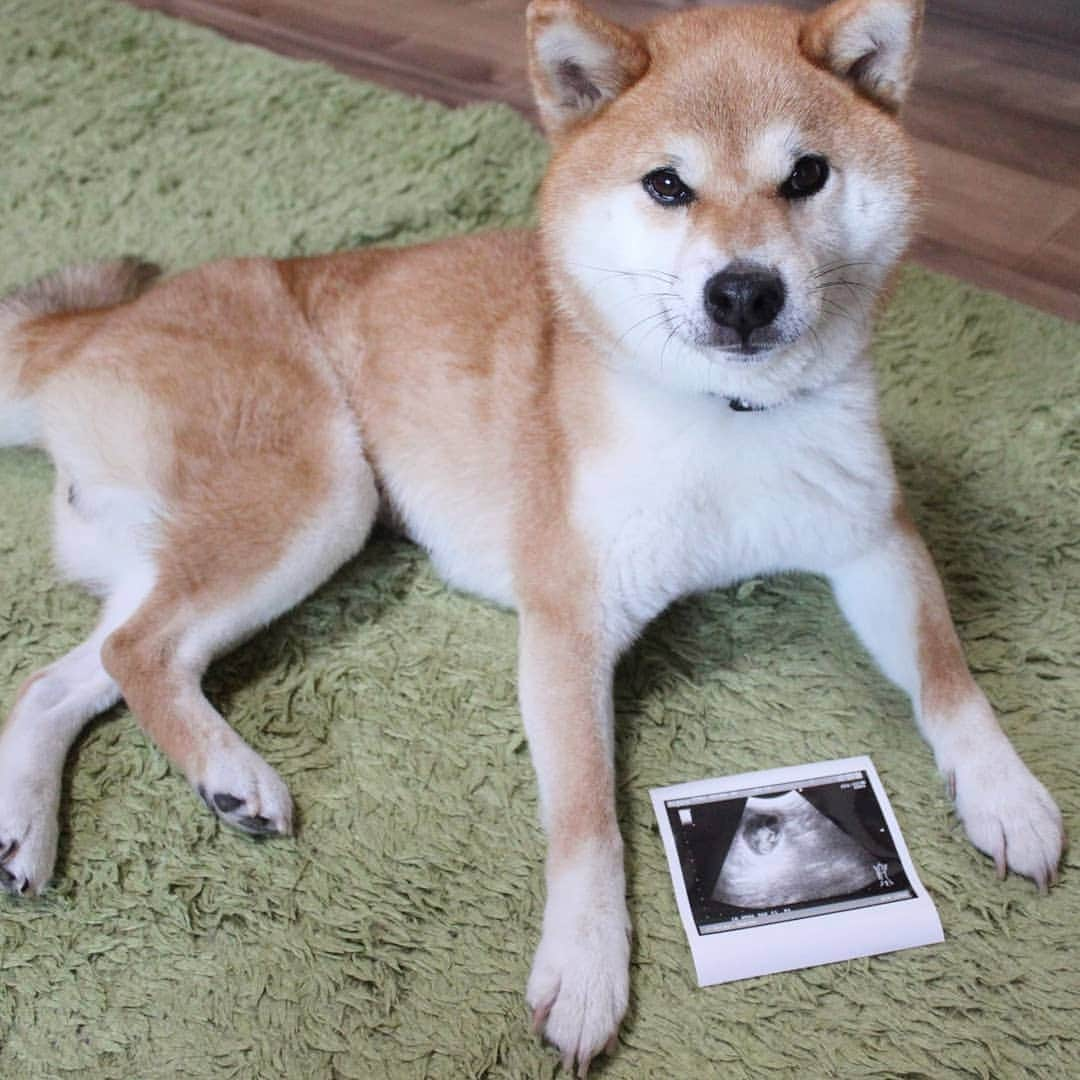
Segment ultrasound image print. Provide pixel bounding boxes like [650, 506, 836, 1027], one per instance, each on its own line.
[666, 770, 914, 934]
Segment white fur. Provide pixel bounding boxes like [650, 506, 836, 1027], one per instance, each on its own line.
[936, 704, 1063, 884]
[0, 310, 40, 446]
[53, 478, 162, 594]
[574, 358, 896, 643]
[525, 839, 630, 1071]
[0, 397, 39, 447]
[380, 460, 515, 607]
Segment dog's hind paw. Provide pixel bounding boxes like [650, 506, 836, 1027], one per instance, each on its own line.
[194, 740, 293, 838]
[526, 899, 631, 1076]
[0, 802, 59, 898]
[946, 739, 1064, 891]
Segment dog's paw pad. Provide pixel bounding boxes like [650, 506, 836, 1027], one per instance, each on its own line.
[0, 830, 52, 898]
[202, 792, 283, 836]
[0, 787, 60, 898]
[0, 870, 31, 896]
[235, 813, 278, 836]
[0, 845, 31, 896]
[208, 795, 290, 837]
[211, 792, 244, 814]
[194, 749, 293, 838]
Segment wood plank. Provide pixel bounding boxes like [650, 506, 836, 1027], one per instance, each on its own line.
[1021, 211, 1080, 303]
[906, 86, 1079, 184]
[910, 237, 1080, 322]
[914, 139, 1080, 264]
[915, 40, 1080, 128]
[929, 0, 1080, 50]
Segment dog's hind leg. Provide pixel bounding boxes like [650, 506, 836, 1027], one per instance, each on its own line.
[0, 456, 164, 895]
[0, 570, 154, 896]
[99, 412, 377, 840]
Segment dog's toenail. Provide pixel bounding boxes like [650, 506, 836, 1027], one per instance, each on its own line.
[213, 793, 244, 813]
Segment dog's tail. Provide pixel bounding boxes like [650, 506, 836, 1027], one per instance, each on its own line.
[0, 257, 161, 447]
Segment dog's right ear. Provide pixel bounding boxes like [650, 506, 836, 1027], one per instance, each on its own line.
[526, 0, 649, 138]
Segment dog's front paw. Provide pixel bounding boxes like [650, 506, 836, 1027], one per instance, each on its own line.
[194, 738, 293, 837]
[945, 739, 1064, 891]
[0, 778, 60, 897]
[527, 897, 631, 1076]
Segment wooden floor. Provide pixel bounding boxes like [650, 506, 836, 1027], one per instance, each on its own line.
[127, 0, 1080, 321]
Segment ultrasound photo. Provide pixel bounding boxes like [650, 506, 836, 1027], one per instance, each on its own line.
[651, 757, 943, 985]
[665, 769, 914, 934]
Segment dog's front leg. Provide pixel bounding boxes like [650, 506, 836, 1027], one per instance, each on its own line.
[518, 605, 629, 1075]
[829, 508, 1064, 888]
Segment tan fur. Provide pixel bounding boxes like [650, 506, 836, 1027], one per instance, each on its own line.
[893, 504, 980, 719]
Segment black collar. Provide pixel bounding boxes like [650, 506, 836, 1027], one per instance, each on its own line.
[727, 397, 769, 412]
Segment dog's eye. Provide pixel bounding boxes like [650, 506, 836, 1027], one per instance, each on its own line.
[779, 155, 830, 199]
[643, 168, 694, 206]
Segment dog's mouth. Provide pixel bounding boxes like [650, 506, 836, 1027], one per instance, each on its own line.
[712, 341, 775, 361]
[699, 325, 792, 361]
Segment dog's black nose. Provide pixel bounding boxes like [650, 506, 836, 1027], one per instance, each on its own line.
[704, 264, 786, 341]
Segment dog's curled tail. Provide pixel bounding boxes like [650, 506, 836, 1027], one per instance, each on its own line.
[0, 257, 161, 447]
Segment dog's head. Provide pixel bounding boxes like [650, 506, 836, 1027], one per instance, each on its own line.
[528, 0, 923, 407]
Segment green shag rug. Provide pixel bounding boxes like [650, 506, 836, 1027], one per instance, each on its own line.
[1, 2, 1077, 1077]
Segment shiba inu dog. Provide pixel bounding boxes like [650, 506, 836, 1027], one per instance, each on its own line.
[0, 0, 1064, 1071]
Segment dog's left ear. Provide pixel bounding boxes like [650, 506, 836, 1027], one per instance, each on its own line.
[526, 0, 650, 137]
[800, 0, 924, 112]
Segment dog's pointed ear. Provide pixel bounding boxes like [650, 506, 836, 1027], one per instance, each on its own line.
[526, 0, 650, 137]
[800, 0, 924, 112]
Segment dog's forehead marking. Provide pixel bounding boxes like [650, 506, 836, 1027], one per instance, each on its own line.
[747, 121, 806, 184]
[662, 122, 805, 196]
[664, 135, 711, 190]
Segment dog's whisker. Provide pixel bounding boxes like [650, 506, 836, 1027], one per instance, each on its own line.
[811, 278, 875, 293]
[818, 297, 857, 324]
[809, 259, 882, 280]
[811, 278, 875, 319]
[658, 320, 683, 374]
[573, 262, 680, 286]
[615, 309, 671, 348]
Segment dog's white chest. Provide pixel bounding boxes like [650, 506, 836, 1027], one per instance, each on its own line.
[573, 369, 896, 635]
